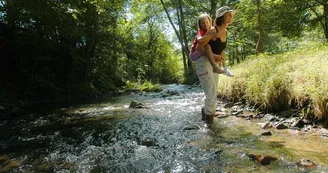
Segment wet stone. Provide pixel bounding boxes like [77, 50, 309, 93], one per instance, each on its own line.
[296, 159, 316, 168]
[138, 138, 158, 147]
[291, 118, 304, 128]
[276, 123, 289, 130]
[302, 118, 312, 124]
[255, 114, 265, 118]
[231, 105, 241, 112]
[279, 110, 295, 118]
[233, 102, 243, 106]
[248, 154, 277, 165]
[263, 114, 276, 121]
[161, 90, 180, 97]
[321, 133, 328, 138]
[224, 102, 234, 108]
[129, 101, 148, 109]
[260, 131, 272, 136]
[245, 114, 254, 120]
[125, 88, 141, 94]
[214, 149, 223, 155]
[234, 110, 244, 116]
[184, 125, 201, 131]
[261, 122, 273, 129]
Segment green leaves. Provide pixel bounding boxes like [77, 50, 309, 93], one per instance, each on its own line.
[72, 13, 78, 19]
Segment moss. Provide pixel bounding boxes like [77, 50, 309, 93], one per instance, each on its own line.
[0, 156, 20, 173]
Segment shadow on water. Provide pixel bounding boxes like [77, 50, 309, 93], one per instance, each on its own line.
[0, 84, 328, 172]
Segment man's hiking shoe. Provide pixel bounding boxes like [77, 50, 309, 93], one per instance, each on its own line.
[202, 108, 228, 121]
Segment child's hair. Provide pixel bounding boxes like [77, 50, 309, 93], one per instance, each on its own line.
[197, 13, 212, 29]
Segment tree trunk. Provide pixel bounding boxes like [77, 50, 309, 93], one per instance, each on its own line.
[209, 0, 218, 18]
[255, 0, 264, 54]
[324, 4, 328, 40]
[160, 0, 191, 76]
[177, 0, 193, 74]
[160, 0, 188, 54]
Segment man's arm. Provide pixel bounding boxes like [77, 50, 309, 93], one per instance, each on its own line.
[213, 51, 224, 62]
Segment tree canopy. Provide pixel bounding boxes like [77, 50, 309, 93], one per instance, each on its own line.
[0, 0, 326, 109]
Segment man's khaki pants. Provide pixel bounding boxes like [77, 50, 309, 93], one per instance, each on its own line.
[196, 56, 219, 116]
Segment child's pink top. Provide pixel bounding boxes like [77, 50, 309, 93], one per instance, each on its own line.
[189, 29, 207, 55]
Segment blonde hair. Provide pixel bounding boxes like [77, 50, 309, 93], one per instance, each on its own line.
[197, 13, 212, 29]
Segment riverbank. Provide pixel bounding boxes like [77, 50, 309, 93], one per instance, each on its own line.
[218, 41, 328, 126]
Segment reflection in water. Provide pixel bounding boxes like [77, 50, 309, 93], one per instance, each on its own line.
[0, 84, 327, 172]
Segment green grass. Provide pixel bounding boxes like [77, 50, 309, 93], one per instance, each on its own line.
[218, 42, 328, 120]
[125, 80, 163, 92]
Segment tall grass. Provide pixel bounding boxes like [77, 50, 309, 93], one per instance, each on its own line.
[218, 42, 328, 120]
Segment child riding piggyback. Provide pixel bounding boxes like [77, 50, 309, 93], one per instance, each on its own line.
[189, 13, 234, 76]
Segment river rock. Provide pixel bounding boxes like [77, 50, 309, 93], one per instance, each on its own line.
[320, 128, 328, 137]
[184, 125, 201, 130]
[263, 114, 276, 121]
[138, 138, 158, 147]
[275, 123, 289, 130]
[278, 110, 295, 118]
[231, 105, 241, 112]
[261, 122, 273, 129]
[244, 114, 254, 120]
[129, 101, 148, 109]
[233, 102, 243, 106]
[290, 118, 304, 128]
[248, 154, 277, 165]
[321, 133, 328, 138]
[302, 118, 312, 124]
[260, 131, 272, 136]
[124, 88, 142, 95]
[296, 159, 316, 168]
[224, 102, 234, 108]
[232, 110, 243, 116]
[161, 90, 180, 97]
[255, 113, 266, 118]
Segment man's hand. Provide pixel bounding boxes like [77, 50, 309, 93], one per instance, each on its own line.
[214, 54, 224, 62]
[212, 32, 219, 38]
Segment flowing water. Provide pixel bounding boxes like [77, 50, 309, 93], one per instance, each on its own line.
[0, 84, 328, 173]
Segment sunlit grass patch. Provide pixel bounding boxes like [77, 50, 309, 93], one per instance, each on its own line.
[125, 80, 163, 92]
[218, 42, 328, 119]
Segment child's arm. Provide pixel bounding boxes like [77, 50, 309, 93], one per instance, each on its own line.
[197, 28, 217, 44]
[196, 28, 218, 52]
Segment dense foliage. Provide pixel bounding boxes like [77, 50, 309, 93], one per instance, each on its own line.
[0, 0, 182, 109]
[0, 0, 327, 114]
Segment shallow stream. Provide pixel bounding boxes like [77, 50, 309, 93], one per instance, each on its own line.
[0, 84, 327, 172]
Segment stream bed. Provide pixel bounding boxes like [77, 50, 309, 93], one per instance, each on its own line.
[0, 84, 327, 172]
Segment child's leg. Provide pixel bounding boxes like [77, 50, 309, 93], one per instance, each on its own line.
[205, 45, 224, 74]
[221, 58, 226, 67]
[190, 50, 203, 61]
[196, 43, 206, 53]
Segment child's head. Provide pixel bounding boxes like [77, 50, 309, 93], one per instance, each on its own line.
[198, 13, 212, 30]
